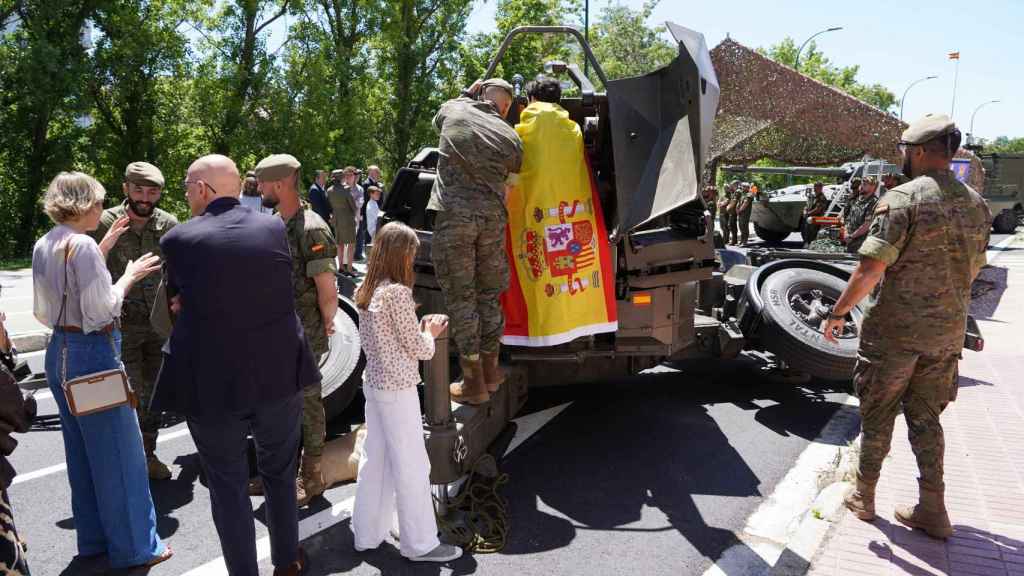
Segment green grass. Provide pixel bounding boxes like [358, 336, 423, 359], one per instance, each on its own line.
[0, 257, 31, 271]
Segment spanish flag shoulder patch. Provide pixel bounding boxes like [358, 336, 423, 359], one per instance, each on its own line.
[311, 244, 324, 252]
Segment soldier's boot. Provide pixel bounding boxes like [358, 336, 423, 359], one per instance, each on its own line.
[296, 455, 325, 507]
[144, 433, 172, 481]
[843, 473, 878, 521]
[450, 356, 489, 405]
[481, 350, 505, 394]
[895, 480, 953, 540]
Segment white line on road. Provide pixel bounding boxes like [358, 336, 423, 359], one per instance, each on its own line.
[987, 234, 1019, 264]
[11, 427, 193, 486]
[183, 495, 357, 576]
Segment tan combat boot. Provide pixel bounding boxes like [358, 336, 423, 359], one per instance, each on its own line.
[144, 434, 172, 481]
[296, 455, 325, 507]
[843, 474, 877, 521]
[895, 480, 953, 539]
[450, 356, 489, 405]
[481, 350, 505, 394]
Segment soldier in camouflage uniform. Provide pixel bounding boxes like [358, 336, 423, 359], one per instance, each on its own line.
[802, 182, 829, 246]
[736, 183, 754, 245]
[718, 181, 738, 245]
[842, 176, 879, 254]
[824, 115, 991, 539]
[256, 154, 339, 506]
[428, 78, 523, 404]
[90, 162, 178, 480]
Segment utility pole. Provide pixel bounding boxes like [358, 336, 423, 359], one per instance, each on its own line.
[583, 0, 590, 77]
[899, 75, 938, 122]
[794, 26, 842, 72]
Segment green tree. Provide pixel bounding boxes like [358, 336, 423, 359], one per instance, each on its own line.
[587, 0, 674, 83]
[760, 37, 897, 113]
[986, 136, 1024, 154]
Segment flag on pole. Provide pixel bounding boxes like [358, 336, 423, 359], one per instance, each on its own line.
[948, 51, 960, 60]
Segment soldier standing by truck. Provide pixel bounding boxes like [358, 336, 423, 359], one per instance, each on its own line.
[824, 115, 991, 539]
[428, 78, 523, 405]
[802, 182, 829, 246]
[91, 162, 178, 480]
[842, 176, 880, 254]
[736, 183, 754, 244]
[718, 181, 739, 245]
[255, 154, 339, 507]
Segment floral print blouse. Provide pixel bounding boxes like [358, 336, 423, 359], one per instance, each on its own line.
[358, 281, 435, 391]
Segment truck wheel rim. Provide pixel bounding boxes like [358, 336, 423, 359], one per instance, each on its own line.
[788, 288, 858, 339]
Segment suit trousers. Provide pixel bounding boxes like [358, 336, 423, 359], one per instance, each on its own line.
[352, 385, 439, 558]
[187, 393, 302, 575]
[355, 217, 368, 260]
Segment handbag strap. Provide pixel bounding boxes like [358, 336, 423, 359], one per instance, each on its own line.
[57, 237, 122, 387]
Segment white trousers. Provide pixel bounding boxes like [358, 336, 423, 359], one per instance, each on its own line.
[352, 384, 439, 557]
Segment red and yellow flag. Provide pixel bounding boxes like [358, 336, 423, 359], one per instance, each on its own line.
[500, 102, 617, 346]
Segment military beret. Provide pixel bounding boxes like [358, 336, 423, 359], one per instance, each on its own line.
[900, 114, 957, 145]
[481, 78, 514, 96]
[254, 154, 301, 182]
[124, 162, 165, 188]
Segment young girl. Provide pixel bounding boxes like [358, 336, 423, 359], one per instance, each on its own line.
[351, 222, 461, 563]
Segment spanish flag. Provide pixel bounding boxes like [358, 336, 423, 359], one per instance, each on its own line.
[948, 51, 960, 60]
[500, 102, 617, 346]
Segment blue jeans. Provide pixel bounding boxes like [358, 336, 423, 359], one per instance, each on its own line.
[45, 329, 165, 568]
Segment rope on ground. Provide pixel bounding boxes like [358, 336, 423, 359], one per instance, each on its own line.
[435, 453, 510, 554]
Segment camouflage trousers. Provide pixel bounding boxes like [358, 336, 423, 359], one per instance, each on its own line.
[122, 326, 164, 455]
[302, 384, 325, 458]
[737, 210, 751, 244]
[853, 347, 959, 487]
[721, 212, 738, 244]
[432, 210, 510, 358]
[0, 489, 30, 575]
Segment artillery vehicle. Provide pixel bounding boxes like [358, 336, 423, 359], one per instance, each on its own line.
[979, 153, 1024, 234]
[721, 161, 899, 243]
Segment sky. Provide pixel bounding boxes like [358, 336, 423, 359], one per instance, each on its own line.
[465, 0, 1023, 141]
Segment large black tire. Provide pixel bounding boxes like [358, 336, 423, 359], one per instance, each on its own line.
[754, 223, 790, 243]
[992, 210, 1018, 234]
[321, 296, 365, 420]
[758, 268, 863, 381]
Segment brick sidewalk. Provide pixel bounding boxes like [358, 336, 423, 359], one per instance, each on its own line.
[808, 237, 1024, 576]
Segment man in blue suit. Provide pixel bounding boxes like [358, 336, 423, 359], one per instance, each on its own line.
[153, 154, 318, 576]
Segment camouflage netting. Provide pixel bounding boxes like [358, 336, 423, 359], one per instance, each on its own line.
[709, 39, 906, 166]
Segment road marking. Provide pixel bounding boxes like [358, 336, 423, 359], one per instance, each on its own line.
[504, 402, 572, 457]
[987, 234, 1020, 264]
[183, 495, 356, 576]
[11, 427, 192, 486]
[702, 394, 861, 575]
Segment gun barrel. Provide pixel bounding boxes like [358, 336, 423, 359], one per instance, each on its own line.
[721, 165, 849, 177]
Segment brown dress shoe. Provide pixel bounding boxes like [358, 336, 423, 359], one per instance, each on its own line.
[481, 350, 505, 394]
[273, 547, 308, 576]
[450, 356, 489, 405]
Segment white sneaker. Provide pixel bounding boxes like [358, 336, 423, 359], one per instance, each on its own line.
[409, 543, 463, 563]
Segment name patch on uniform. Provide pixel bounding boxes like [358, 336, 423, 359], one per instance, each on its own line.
[311, 244, 325, 252]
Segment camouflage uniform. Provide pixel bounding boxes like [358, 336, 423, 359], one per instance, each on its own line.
[842, 193, 879, 254]
[91, 202, 177, 458]
[428, 96, 523, 357]
[802, 192, 829, 244]
[854, 170, 990, 489]
[280, 203, 338, 459]
[703, 187, 718, 234]
[736, 186, 754, 244]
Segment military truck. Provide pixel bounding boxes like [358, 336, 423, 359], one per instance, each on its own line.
[979, 153, 1024, 234]
[721, 161, 899, 243]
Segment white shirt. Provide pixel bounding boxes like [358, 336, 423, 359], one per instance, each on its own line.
[358, 281, 434, 391]
[32, 225, 124, 333]
[366, 199, 381, 239]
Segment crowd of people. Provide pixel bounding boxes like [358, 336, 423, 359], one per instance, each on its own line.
[0, 62, 994, 576]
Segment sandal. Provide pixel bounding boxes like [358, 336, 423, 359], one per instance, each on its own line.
[143, 546, 174, 568]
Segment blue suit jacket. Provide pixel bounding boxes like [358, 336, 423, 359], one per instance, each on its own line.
[152, 197, 320, 417]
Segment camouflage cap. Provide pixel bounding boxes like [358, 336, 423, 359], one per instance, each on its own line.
[124, 161, 165, 188]
[900, 114, 956, 145]
[481, 77, 514, 96]
[254, 154, 301, 182]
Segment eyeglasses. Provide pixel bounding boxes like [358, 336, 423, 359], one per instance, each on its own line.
[183, 180, 219, 196]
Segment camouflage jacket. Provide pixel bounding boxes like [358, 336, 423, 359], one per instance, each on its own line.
[427, 97, 523, 217]
[90, 202, 178, 329]
[280, 203, 338, 358]
[843, 193, 879, 238]
[804, 193, 829, 216]
[858, 170, 992, 354]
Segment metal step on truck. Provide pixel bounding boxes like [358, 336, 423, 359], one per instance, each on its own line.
[316, 24, 984, 503]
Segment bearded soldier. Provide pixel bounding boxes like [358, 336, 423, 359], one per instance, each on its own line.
[824, 115, 991, 539]
[256, 154, 339, 507]
[91, 162, 178, 480]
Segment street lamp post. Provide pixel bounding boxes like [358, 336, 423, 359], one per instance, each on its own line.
[794, 26, 843, 72]
[969, 99, 1001, 146]
[899, 75, 938, 122]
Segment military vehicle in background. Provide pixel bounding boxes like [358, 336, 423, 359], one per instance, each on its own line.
[979, 153, 1024, 234]
[721, 161, 899, 243]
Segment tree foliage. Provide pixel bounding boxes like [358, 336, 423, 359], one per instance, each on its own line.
[985, 136, 1024, 154]
[588, 0, 674, 83]
[760, 37, 897, 113]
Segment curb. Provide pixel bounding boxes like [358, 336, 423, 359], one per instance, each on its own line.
[11, 330, 49, 354]
[769, 480, 853, 575]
